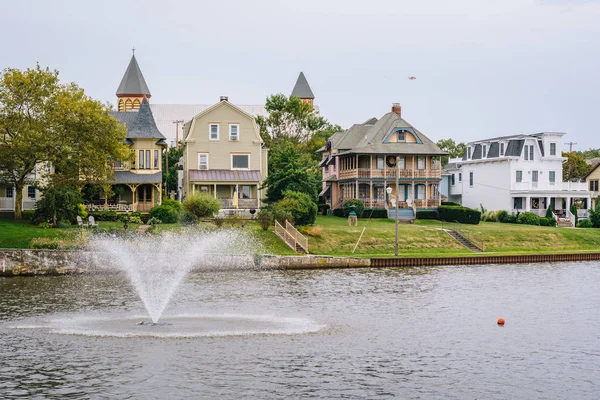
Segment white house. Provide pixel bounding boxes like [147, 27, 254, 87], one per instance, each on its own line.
[446, 132, 592, 217]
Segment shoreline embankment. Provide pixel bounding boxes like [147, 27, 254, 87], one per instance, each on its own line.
[0, 249, 599, 277]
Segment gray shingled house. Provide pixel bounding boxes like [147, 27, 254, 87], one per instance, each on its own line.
[318, 104, 446, 220]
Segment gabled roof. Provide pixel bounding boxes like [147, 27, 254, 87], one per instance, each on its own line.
[291, 72, 315, 99]
[183, 100, 261, 142]
[110, 99, 166, 141]
[583, 162, 600, 180]
[116, 55, 151, 96]
[328, 111, 445, 156]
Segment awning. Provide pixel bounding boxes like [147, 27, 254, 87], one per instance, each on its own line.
[318, 185, 331, 197]
[318, 156, 329, 167]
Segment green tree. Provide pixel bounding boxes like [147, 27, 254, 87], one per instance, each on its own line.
[562, 151, 591, 182]
[273, 190, 318, 226]
[0, 64, 128, 219]
[300, 124, 343, 163]
[436, 138, 467, 166]
[578, 148, 600, 160]
[33, 186, 83, 227]
[255, 94, 329, 147]
[162, 144, 183, 198]
[261, 143, 320, 203]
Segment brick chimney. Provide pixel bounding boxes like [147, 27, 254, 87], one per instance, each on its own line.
[220, 96, 228, 102]
[392, 103, 401, 116]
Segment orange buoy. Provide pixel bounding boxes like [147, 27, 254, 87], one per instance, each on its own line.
[497, 318, 505, 326]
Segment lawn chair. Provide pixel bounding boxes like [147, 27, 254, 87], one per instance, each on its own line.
[76, 216, 88, 228]
[88, 215, 99, 228]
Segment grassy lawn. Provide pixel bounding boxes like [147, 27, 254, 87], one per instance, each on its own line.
[2, 216, 599, 257]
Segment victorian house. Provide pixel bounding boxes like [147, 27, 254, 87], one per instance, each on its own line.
[318, 104, 445, 220]
[98, 54, 167, 212]
[181, 97, 268, 213]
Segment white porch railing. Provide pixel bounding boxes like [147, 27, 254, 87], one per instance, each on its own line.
[512, 181, 589, 191]
[566, 209, 576, 227]
[0, 197, 15, 210]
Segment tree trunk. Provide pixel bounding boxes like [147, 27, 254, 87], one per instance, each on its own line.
[14, 183, 24, 220]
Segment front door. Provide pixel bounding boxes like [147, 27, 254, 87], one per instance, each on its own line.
[137, 185, 153, 212]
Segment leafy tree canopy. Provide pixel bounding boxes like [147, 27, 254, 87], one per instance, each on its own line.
[162, 144, 183, 197]
[562, 151, 591, 182]
[576, 148, 600, 160]
[0, 64, 128, 219]
[436, 138, 467, 166]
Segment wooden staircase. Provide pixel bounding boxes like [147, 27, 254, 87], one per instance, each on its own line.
[274, 220, 309, 254]
[446, 230, 483, 253]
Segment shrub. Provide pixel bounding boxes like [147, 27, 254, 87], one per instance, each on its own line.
[34, 187, 83, 226]
[333, 208, 345, 218]
[162, 198, 182, 212]
[148, 217, 162, 226]
[90, 210, 119, 221]
[131, 211, 142, 218]
[590, 208, 600, 228]
[213, 215, 224, 227]
[547, 217, 557, 227]
[361, 208, 388, 218]
[256, 209, 274, 231]
[77, 204, 88, 219]
[182, 193, 221, 219]
[481, 210, 498, 222]
[502, 213, 518, 224]
[442, 201, 461, 206]
[497, 210, 509, 223]
[273, 208, 294, 225]
[438, 205, 481, 224]
[416, 210, 438, 220]
[37, 221, 51, 229]
[545, 205, 554, 219]
[180, 211, 198, 225]
[517, 211, 540, 226]
[57, 219, 71, 229]
[317, 203, 330, 216]
[539, 217, 550, 226]
[30, 237, 60, 249]
[225, 213, 247, 227]
[149, 205, 179, 224]
[129, 216, 143, 224]
[343, 199, 365, 218]
[577, 219, 593, 228]
[273, 190, 318, 226]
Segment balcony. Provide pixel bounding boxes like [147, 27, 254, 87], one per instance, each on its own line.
[340, 168, 442, 180]
[512, 181, 589, 192]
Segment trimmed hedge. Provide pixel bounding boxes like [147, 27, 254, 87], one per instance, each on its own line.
[333, 208, 345, 218]
[90, 210, 119, 221]
[362, 208, 388, 218]
[149, 204, 180, 224]
[442, 201, 461, 206]
[517, 211, 540, 226]
[438, 205, 481, 224]
[416, 210, 438, 220]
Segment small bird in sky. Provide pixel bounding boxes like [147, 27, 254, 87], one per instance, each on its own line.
[408, 76, 417, 80]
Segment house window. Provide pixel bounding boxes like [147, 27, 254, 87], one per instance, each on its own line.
[550, 143, 556, 156]
[398, 156, 406, 170]
[482, 145, 487, 158]
[5, 187, 13, 198]
[416, 185, 426, 200]
[397, 131, 406, 142]
[500, 143, 505, 156]
[198, 153, 208, 170]
[209, 124, 219, 140]
[239, 185, 251, 199]
[232, 154, 250, 169]
[530, 145, 534, 161]
[532, 170, 539, 185]
[516, 170, 522, 182]
[451, 174, 456, 186]
[469, 172, 474, 187]
[590, 180, 599, 192]
[514, 197, 523, 210]
[145, 150, 151, 170]
[139, 150, 144, 169]
[229, 124, 239, 141]
[131, 150, 136, 170]
[27, 186, 36, 199]
[417, 156, 426, 170]
[376, 156, 384, 170]
[154, 150, 159, 169]
[549, 171, 556, 184]
[458, 172, 462, 182]
[468, 147, 472, 159]
[524, 145, 529, 160]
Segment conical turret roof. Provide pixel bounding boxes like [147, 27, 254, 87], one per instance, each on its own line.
[291, 72, 314, 99]
[116, 55, 151, 97]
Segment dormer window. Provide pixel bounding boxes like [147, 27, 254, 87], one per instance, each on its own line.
[482, 145, 487, 158]
[550, 143, 556, 156]
[397, 131, 406, 142]
[467, 147, 472, 159]
[500, 143, 505, 156]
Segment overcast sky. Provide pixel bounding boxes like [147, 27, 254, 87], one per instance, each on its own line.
[1, 0, 598, 149]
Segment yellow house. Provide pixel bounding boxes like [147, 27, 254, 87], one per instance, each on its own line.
[182, 97, 268, 212]
[584, 162, 600, 209]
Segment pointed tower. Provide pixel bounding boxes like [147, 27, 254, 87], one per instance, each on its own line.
[116, 52, 151, 111]
[291, 72, 315, 107]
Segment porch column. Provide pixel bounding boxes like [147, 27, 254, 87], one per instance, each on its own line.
[566, 196, 572, 210]
[256, 184, 260, 208]
[192, 184, 196, 194]
[525, 195, 531, 211]
[214, 184, 217, 198]
[369, 182, 373, 208]
[545, 197, 551, 211]
[412, 156, 416, 203]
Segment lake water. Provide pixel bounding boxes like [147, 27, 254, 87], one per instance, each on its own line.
[1, 262, 599, 399]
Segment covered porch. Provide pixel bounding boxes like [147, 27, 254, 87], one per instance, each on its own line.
[191, 183, 260, 209]
[336, 181, 441, 209]
[511, 194, 591, 218]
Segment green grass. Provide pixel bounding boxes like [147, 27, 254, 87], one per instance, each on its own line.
[2, 216, 600, 257]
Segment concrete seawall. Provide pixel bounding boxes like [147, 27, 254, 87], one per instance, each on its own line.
[0, 249, 598, 277]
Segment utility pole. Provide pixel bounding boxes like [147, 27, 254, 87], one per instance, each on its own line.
[395, 156, 399, 257]
[173, 120, 184, 149]
[565, 142, 577, 152]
